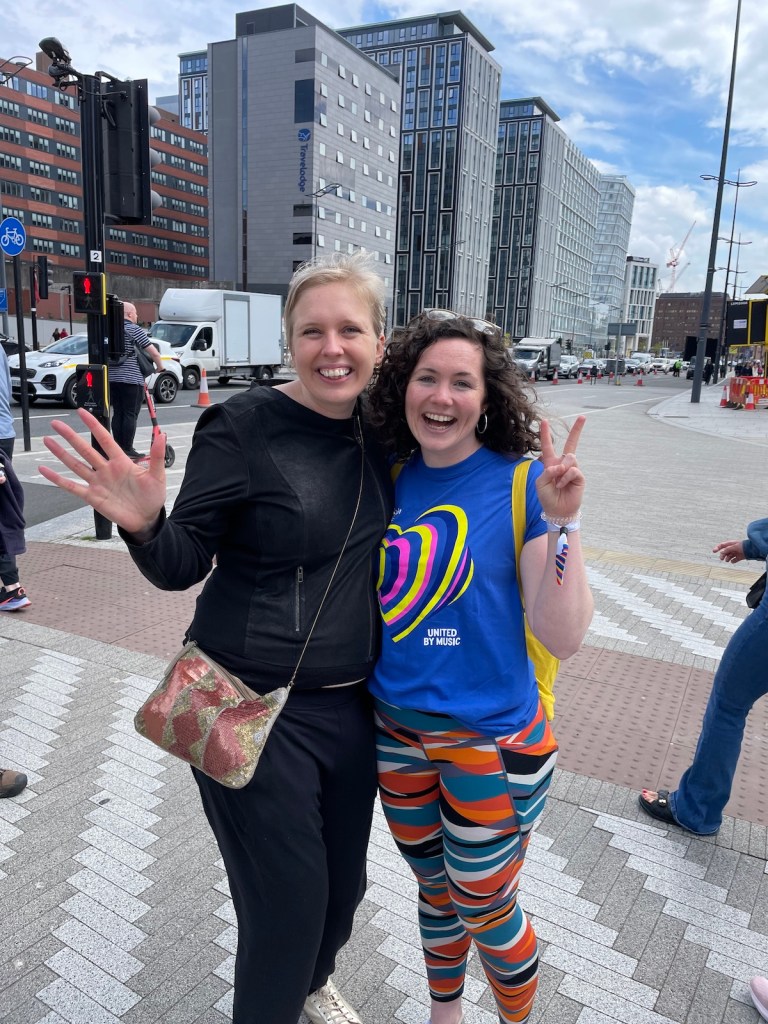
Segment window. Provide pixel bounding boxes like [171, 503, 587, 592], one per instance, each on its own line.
[60, 218, 80, 233]
[60, 243, 81, 258]
[337, 122, 344, 135]
[0, 99, 21, 117]
[338, 64, 346, 79]
[0, 126, 20, 145]
[55, 116, 77, 134]
[29, 160, 52, 178]
[293, 232, 312, 245]
[0, 180, 23, 198]
[320, 83, 328, 97]
[57, 168, 78, 184]
[294, 79, 314, 123]
[319, 112, 327, 127]
[28, 133, 49, 152]
[29, 108, 48, 126]
[56, 143, 78, 160]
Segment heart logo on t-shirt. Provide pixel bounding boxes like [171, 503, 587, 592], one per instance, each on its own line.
[378, 504, 474, 641]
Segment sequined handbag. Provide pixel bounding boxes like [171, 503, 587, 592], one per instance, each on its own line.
[134, 642, 290, 789]
[134, 412, 366, 788]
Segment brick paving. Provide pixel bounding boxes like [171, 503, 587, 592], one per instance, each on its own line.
[1, 384, 767, 1023]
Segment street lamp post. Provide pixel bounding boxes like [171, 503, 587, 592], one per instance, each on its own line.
[691, 0, 742, 403]
[705, 168, 756, 383]
[310, 182, 342, 261]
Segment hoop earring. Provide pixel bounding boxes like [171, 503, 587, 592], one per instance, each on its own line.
[476, 412, 488, 436]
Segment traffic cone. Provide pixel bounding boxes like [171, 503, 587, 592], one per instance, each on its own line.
[597, 368, 602, 379]
[635, 373, 644, 386]
[720, 383, 728, 408]
[194, 368, 212, 408]
[745, 389, 756, 411]
[551, 369, 559, 385]
[577, 371, 583, 384]
[609, 370, 614, 381]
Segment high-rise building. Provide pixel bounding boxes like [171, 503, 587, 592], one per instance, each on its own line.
[179, 50, 208, 134]
[208, 4, 399, 307]
[623, 256, 658, 349]
[339, 12, 501, 324]
[486, 97, 599, 344]
[589, 174, 635, 335]
[0, 56, 209, 324]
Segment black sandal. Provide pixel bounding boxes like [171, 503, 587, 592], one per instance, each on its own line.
[638, 788, 677, 825]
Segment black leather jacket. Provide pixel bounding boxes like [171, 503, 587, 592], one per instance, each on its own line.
[125, 387, 393, 691]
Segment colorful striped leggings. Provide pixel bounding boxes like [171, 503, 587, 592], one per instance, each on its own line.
[374, 699, 558, 1023]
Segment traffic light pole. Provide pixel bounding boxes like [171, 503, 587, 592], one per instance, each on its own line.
[28, 264, 40, 352]
[79, 72, 113, 539]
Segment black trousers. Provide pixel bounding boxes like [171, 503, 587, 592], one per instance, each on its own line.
[193, 684, 377, 1024]
[109, 382, 143, 454]
[0, 437, 18, 586]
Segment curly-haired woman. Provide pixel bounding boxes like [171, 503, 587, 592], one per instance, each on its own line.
[367, 310, 593, 1024]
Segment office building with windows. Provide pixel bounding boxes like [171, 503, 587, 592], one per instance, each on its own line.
[208, 4, 399, 307]
[0, 56, 208, 323]
[623, 256, 658, 349]
[486, 97, 599, 343]
[589, 174, 635, 332]
[179, 50, 208, 134]
[339, 12, 501, 325]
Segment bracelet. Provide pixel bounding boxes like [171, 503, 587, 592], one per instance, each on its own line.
[541, 510, 582, 528]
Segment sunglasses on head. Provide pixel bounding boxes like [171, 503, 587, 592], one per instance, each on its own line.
[421, 308, 499, 336]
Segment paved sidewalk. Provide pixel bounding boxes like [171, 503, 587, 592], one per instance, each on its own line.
[2, 381, 768, 1024]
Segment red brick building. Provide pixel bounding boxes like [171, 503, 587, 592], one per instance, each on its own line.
[652, 291, 727, 355]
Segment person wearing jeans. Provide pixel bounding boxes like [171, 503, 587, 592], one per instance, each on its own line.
[639, 517, 768, 835]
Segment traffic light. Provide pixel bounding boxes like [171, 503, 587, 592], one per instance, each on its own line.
[566, 339, 572, 353]
[107, 294, 126, 362]
[75, 363, 110, 418]
[37, 255, 54, 299]
[72, 271, 106, 314]
[101, 78, 163, 225]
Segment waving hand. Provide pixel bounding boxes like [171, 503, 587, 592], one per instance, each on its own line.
[39, 408, 167, 537]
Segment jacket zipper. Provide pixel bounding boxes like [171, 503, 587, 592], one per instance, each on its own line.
[294, 566, 304, 631]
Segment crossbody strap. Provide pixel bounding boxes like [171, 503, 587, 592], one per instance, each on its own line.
[287, 413, 366, 688]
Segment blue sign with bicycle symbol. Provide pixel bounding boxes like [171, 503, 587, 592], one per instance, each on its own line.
[0, 217, 26, 257]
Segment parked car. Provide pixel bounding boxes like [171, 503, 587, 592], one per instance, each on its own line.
[559, 354, 580, 378]
[8, 334, 182, 407]
[0, 332, 29, 358]
[649, 358, 669, 374]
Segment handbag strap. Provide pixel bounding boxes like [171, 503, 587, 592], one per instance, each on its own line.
[286, 410, 366, 689]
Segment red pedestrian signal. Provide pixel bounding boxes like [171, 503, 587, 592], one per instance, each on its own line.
[72, 271, 106, 314]
[75, 364, 109, 418]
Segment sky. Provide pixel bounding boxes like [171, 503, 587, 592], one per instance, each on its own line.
[3, 0, 767, 300]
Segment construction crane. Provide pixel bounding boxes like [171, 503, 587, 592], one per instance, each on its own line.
[665, 221, 696, 291]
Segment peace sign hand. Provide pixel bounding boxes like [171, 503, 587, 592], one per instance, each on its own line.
[39, 408, 167, 538]
[535, 416, 586, 522]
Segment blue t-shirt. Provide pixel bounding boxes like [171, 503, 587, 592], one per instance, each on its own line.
[369, 447, 547, 733]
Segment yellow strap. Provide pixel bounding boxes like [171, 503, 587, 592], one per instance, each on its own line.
[511, 458, 558, 720]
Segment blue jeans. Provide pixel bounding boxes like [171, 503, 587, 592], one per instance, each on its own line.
[670, 584, 768, 834]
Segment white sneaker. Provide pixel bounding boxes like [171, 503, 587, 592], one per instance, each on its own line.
[750, 977, 768, 1021]
[303, 978, 362, 1024]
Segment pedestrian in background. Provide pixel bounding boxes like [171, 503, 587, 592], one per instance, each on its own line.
[589, 362, 598, 384]
[39, 253, 393, 1024]
[0, 344, 30, 612]
[108, 301, 163, 460]
[703, 359, 714, 386]
[639, 516, 768, 836]
[51, 327, 61, 343]
[367, 310, 593, 1024]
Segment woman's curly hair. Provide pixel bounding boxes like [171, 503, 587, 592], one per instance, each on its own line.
[368, 313, 542, 460]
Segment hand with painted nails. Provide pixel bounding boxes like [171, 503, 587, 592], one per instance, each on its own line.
[39, 408, 167, 539]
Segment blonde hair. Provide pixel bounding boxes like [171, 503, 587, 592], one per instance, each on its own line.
[284, 252, 387, 348]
